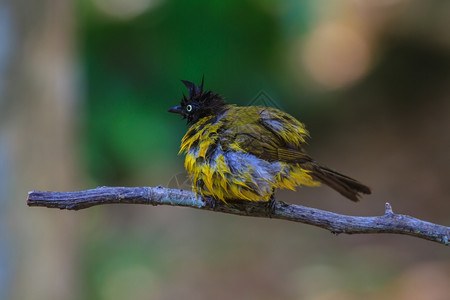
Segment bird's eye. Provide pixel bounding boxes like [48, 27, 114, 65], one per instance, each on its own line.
[186, 104, 193, 112]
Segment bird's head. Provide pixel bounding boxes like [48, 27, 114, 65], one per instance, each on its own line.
[168, 78, 227, 125]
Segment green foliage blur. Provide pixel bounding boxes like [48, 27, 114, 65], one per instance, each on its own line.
[81, 0, 450, 186]
[81, 0, 302, 185]
[76, 0, 450, 299]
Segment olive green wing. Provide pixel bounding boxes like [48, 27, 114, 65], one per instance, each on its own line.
[221, 106, 313, 163]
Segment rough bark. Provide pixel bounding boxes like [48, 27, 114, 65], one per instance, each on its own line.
[28, 186, 450, 246]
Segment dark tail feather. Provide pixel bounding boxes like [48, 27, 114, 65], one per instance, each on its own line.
[310, 164, 371, 202]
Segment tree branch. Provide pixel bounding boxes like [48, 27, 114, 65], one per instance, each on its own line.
[27, 186, 449, 246]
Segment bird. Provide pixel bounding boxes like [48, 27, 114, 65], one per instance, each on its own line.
[168, 78, 371, 207]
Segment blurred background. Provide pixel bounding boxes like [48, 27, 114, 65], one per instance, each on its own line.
[1, 0, 449, 299]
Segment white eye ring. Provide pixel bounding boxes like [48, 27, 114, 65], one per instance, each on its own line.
[186, 104, 193, 112]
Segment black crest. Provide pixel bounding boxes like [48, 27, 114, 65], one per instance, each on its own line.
[180, 76, 220, 107]
[169, 77, 227, 125]
[181, 76, 204, 100]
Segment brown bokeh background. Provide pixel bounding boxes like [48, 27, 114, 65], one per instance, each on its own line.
[1, 0, 449, 299]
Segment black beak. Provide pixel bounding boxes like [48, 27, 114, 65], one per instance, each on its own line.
[168, 105, 183, 115]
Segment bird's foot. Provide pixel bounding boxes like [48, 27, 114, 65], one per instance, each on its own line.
[203, 196, 218, 210]
[266, 194, 277, 218]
